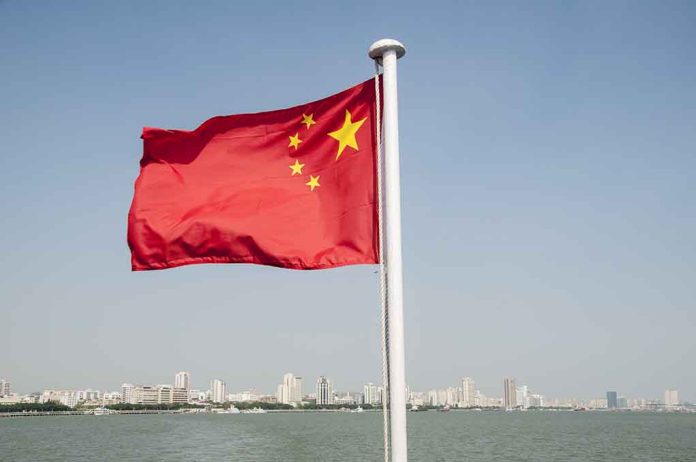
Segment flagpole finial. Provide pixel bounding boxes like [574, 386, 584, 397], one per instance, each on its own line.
[368, 39, 406, 60]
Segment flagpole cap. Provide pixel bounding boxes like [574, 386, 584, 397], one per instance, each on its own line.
[368, 39, 406, 60]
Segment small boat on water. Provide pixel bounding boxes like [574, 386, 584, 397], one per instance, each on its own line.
[351, 406, 364, 413]
[438, 405, 451, 412]
[92, 407, 111, 416]
[242, 407, 267, 414]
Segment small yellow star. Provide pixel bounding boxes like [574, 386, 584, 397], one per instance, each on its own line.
[288, 133, 302, 150]
[327, 110, 367, 160]
[301, 113, 316, 130]
[289, 159, 304, 176]
[305, 175, 320, 191]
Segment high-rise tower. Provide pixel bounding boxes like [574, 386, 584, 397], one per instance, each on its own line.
[316, 376, 333, 406]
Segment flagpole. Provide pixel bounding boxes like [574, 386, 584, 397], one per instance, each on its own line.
[369, 38, 407, 462]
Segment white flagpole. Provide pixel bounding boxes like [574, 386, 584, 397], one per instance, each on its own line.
[369, 38, 407, 462]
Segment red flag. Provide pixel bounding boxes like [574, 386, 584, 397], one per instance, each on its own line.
[128, 79, 379, 271]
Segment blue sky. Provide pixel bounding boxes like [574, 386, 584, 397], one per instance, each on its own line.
[1, 0, 695, 401]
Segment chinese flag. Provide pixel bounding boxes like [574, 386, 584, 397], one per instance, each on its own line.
[128, 79, 380, 271]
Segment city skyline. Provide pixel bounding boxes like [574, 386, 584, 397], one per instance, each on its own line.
[2, 2, 695, 402]
[1, 371, 690, 406]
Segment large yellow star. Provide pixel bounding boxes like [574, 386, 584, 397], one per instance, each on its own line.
[305, 175, 320, 191]
[301, 113, 316, 130]
[288, 133, 302, 150]
[327, 110, 367, 160]
[289, 159, 304, 176]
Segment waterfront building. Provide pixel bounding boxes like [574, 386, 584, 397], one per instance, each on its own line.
[189, 389, 207, 402]
[588, 398, 608, 409]
[437, 389, 447, 407]
[121, 385, 188, 405]
[276, 373, 303, 405]
[607, 391, 618, 409]
[211, 379, 227, 403]
[363, 383, 381, 406]
[528, 394, 544, 408]
[516, 385, 529, 409]
[228, 390, 259, 402]
[460, 377, 476, 408]
[40, 390, 78, 407]
[408, 391, 425, 407]
[316, 376, 334, 405]
[334, 392, 357, 406]
[102, 391, 122, 405]
[0, 379, 10, 397]
[664, 390, 679, 408]
[76, 389, 101, 402]
[444, 387, 458, 406]
[427, 389, 439, 406]
[175, 372, 191, 390]
[121, 383, 136, 404]
[503, 378, 517, 410]
[0, 394, 21, 404]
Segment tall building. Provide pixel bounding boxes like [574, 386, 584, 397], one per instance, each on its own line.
[0, 380, 10, 397]
[664, 390, 679, 407]
[175, 372, 191, 390]
[121, 383, 136, 404]
[277, 373, 303, 405]
[363, 383, 381, 406]
[211, 379, 227, 403]
[427, 389, 439, 406]
[516, 385, 529, 409]
[316, 376, 333, 405]
[503, 378, 517, 410]
[460, 377, 476, 408]
[606, 391, 618, 409]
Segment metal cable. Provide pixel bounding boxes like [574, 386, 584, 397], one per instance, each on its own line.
[374, 62, 391, 462]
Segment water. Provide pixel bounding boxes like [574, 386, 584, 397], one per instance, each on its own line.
[1, 411, 695, 461]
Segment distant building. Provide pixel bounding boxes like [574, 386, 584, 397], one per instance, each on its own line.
[334, 392, 359, 406]
[503, 378, 517, 410]
[188, 389, 206, 402]
[363, 383, 382, 406]
[445, 387, 459, 406]
[528, 394, 544, 408]
[460, 377, 476, 408]
[316, 376, 334, 405]
[516, 385, 528, 409]
[76, 389, 101, 402]
[102, 391, 122, 405]
[228, 390, 259, 402]
[664, 390, 679, 407]
[121, 384, 187, 405]
[428, 389, 439, 406]
[0, 380, 10, 397]
[40, 390, 78, 407]
[607, 391, 618, 409]
[121, 384, 136, 404]
[277, 373, 303, 405]
[617, 396, 628, 409]
[211, 379, 227, 403]
[175, 372, 191, 391]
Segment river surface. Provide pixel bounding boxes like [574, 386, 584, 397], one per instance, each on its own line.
[1, 411, 695, 461]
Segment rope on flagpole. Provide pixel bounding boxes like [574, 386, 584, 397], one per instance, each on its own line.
[375, 62, 391, 462]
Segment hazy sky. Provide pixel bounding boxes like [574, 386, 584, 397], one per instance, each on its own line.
[1, 1, 694, 402]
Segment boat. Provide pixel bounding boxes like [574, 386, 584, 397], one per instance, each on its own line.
[242, 407, 267, 414]
[438, 405, 451, 412]
[351, 406, 364, 413]
[92, 407, 111, 416]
